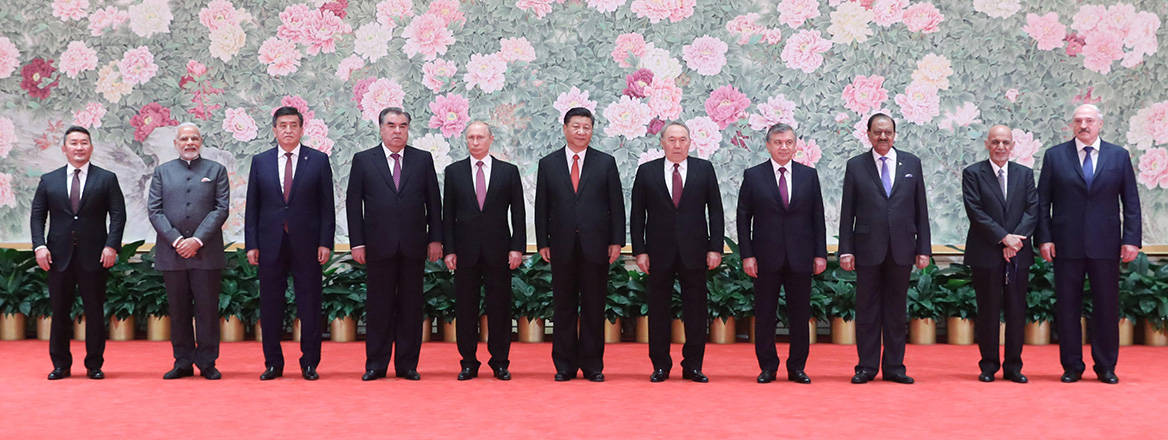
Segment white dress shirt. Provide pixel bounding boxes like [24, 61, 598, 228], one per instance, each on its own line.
[1075, 137, 1101, 174]
[472, 154, 493, 190]
[276, 144, 302, 189]
[664, 157, 687, 194]
[872, 147, 898, 190]
[565, 146, 587, 173]
[383, 143, 406, 177]
[66, 162, 90, 197]
[771, 158, 793, 198]
[990, 160, 1008, 201]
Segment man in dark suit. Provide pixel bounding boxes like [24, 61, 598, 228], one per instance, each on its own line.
[148, 123, 230, 380]
[535, 107, 625, 382]
[838, 113, 931, 385]
[245, 106, 335, 381]
[31, 126, 126, 380]
[1036, 104, 1141, 384]
[443, 121, 525, 381]
[347, 107, 442, 381]
[631, 122, 724, 383]
[737, 123, 826, 384]
[961, 125, 1037, 384]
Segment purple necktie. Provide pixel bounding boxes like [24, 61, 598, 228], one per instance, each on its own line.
[282, 152, 293, 203]
[475, 160, 486, 210]
[391, 152, 401, 189]
[671, 163, 682, 208]
[70, 169, 81, 212]
[778, 167, 789, 209]
[880, 156, 892, 196]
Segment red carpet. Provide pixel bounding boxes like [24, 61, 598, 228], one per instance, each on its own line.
[2, 340, 1166, 437]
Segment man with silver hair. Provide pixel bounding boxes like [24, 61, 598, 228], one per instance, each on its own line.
[148, 122, 230, 380]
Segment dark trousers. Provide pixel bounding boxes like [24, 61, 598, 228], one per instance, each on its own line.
[364, 255, 424, 374]
[258, 234, 322, 370]
[646, 252, 707, 372]
[163, 269, 222, 370]
[454, 251, 513, 371]
[854, 249, 911, 377]
[48, 257, 107, 370]
[972, 264, 1027, 375]
[550, 238, 608, 376]
[1054, 257, 1120, 374]
[754, 263, 812, 374]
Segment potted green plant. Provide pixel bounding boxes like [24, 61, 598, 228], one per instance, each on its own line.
[605, 261, 634, 343]
[1117, 254, 1150, 346]
[322, 254, 365, 342]
[219, 247, 258, 342]
[906, 261, 941, 345]
[808, 274, 832, 345]
[935, 263, 977, 345]
[706, 240, 751, 344]
[512, 255, 552, 342]
[1025, 259, 1056, 345]
[626, 270, 649, 343]
[0, 249, 38, 340]
[825, 265, 857, 345]
[422, 260, 455, 342]
[25, 276, 52, 340]
[1122, 253, 1168, 345]
[104, 240, 146, 340]
[125, 248, 169, 341]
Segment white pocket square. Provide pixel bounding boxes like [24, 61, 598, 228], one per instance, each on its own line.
[904, 174, 913, 178]
[201, 177, 212, 182]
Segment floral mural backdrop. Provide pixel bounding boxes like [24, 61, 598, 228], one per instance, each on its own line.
[1, 0, 1166, 247]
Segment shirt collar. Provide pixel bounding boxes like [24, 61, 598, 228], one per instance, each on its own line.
[279, 144, 302, 158]
[68, 162, 90, 176]
[471, 154, 492, 168]
[872, 147, 897, 163]
[1075, 137, 1101, 152]
[666, 157, 687, 170]
[382, 143, 406, 157]
[565, 146, 587, 160]
[770, 158, 792, 173]
[989, 159, 1008, 175]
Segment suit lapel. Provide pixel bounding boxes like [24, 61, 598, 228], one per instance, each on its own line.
[865, 152, 888, 199]
[786, 163, 801, 210]
[760, 162, 784, 210]
[482, 156, 500, 211]
[77, 166, 99, 212]
[655, 160, 675, 210]
[287, 147, 311, 204]
[370, 146, 397, 192]
[574, 147, 595, 199]
[1064, 142, 1088, 189]
[395, 147, 415, 193]
[980, 161, 1006, 208]
[889, 153, 908, 199]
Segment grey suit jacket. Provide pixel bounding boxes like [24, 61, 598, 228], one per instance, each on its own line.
[148, 157, 230, 271]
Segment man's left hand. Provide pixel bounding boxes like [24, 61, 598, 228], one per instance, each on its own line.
[608, 245, 621, 264]
[428, 242, 443, 262]
[100, 247, 117, 269]
[706, 252, 722, 270]
[317, 247, 331, 265]
[1121, 244, 1140, 263]
[508, 251, 523, 270]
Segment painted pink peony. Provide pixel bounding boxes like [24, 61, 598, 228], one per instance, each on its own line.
[427, 0, 466, 26]
[778, 0, 820, 29]
[705, 85, 751, 130]
[1082, 31, 1124, 74]
[902, 2, 943, 34]
[52, 0, 88, 21]
[72, 102, 106, 128]
[199, 0, 249, 32]
[1005, 88, 1020, 103]
[603, 95, 654, 139]
[222, 108, 258, 141]
[871, 0, 907, 27]
[277, 4, 314, 43]
[0, 37, 19, 79]
[360, 78, 406, 122]
[377, 0, 414, 26]
[937, 101, 982, 132]
[748, 94, 799, 131]
[428, 93, 471, 138]
[499, 37, 537, 63]
[118, 46, 158, 86]
[612, 33, 648, 67]
[463, 53, 507, 93]
[258, 37, 302, 77]
[726, 13, 765, 45]
[354, 22, 394, 62]
[554, 87, 598, 119]
[516, 0, 554, 19]
[128, 0, 173, 38]
[422, 58, 457, 92]
[894, 82, 940, 125]
[587, 0, 626, 14]
[1137, 147, 1168, 189]
[781, 29, 833, 73]
[630, 0, 696, 24]
[645, 76, 683, 120]
[302, 118, 330, 145]
[302, 8, 352, 55]
[88, 6, 128, 36]
[0, 117, 15, 159]
[1024, 12, 1065, 51]
[130, 102, 178, 142]
[1009, 128, 1040, 167]
[794, 137, 822, 167]
[841, 75, 888, 115]
[911, 53, 953, 90]
[1126, 101, 1168, 150]
[682, 35, 729, 76]
[637, 148, 665, 165]
[623, 68, 654, 98]
[0, 173, 15, 208]
[59, 41, 98, 79]
[209, 25, 247, 62]
[827, 1, 874, 44]
[279, 95, 315, 121]
[335, 55, 365, 81]
[20, 58, 59, 100]
[402, 13, 455, 60]
[686, 116, 722, 159]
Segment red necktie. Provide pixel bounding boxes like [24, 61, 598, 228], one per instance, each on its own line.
[570, 154, 580, 193]
[70, 169, 81, 213]
[779, 167, 789, 209]
[475, 160, 487, 210]
[671, 163, 682, 208]
[282, 152, 293, 203]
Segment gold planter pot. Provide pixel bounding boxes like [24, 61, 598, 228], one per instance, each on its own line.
[330, 316, 357, 342]
[253, 320, 263, 342]
[999, 321, 1006, 345]
[442, 319, 457, 343]
[634, 316, 649, 343]
[831, 317, 855, 345]
[517, 317, 544, 343]
[1081, 316, 1089, 345]
[746, 317, 757, 343]
[808, 318, 818, 345]
[73, 317, 86, 341]
[1119, 317, 1135, 346]
[146, 315, 170, 341]
[708, 317, 735, 344]
[0, 313, 26, 340]
[1142, 319, 1168, 346]
[421, 317, 432, 342]
[220, 316, 246, 342]
[37, 316, 52, 340]
[109, 317, 135, 341]
[947, 317, 975, 345]
[479, 315, 489, 343]
[909, 318, 936, 345]
[604, 318, 622, 343]
[1024, 320, 1051, 345]
[292, 318, 302, 342]
[670, 318, 686, 344]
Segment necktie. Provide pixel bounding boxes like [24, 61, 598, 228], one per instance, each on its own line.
[570, 153, 580, 192]
[391, 152, 402, 189]
[282, 152, 293, 203]
[671, 163, 682, 208]
[1082, 146, 1094, 188]
[70, 169, 81, 213]
[475, 160, 487, 210]
[997, 168, 1007, 202]
[778, 167, 789, 209]
[879, 156, 892, 197]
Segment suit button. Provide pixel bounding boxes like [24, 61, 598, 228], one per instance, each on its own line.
[186, 189, 190, 193]
[73, 216, 78, 220]
[187, 202, 191, 206]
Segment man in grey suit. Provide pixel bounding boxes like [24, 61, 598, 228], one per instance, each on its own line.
[148, 123, 230, 380]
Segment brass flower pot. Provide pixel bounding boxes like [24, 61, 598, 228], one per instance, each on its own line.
[634, 316, 649, 343]
[146, 315, 170, 341]
[479, 315, 489, 343]
[330, 316, 357, 342]
[253, 320, 263, 342]
[808, 318, 818, 345]
[73, 317, 86, 341]
[746, 317, 757, 343]
[947, 317, 975, 345]
[0, 313, 26, 340]
[517, 317, 543, 343]
[708, 317, 735, 344]
[1119, 317, 1135, 346]
[604, 318, 622, 343]
[220, 316, 246, 342]
[1080, 316, 1089, 345]
[670, 318, 686, 344]
[421, 317, 432, 342]
[909, 318, 936, 345]
[37, 316, 52, 340]
[109, 316, 135, 341]
[999, 321, 1006, 345]
[292, 318, 302, 342]
[831, 317, 855, 345]
[1142, 319, 1168, 346]
[1024, 320, 1051, 345]
[442, 319, 457, 342]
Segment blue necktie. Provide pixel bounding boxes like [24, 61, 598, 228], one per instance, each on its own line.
[1082, 146, 1094, 188]
[880, 156, 892, 196]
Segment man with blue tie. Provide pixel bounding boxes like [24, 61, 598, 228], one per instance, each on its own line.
[1036, 104, 1141, 384]
[838, 113, 931, 385]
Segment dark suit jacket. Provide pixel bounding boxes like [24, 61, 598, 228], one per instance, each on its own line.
[442, 156, 524, 267]
[736, 160, 826, 273]
[630, 157, 724, 270]
[838, 149, 931, 266]
[244, 145, 335, 260]
[346, 144, 442, 261]
[30, 164, 126, 272]
[961, 160, 1037, 269]
[148, 157, 230, 271]
[1035, 140, 1141, 259]
[534, 147, 625, 264]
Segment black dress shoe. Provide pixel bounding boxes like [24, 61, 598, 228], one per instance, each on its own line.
[1096, 370, 1119, 384]
[163, 366, 194, 380]
[362, 370, 385, 381]
[978, 373, 994, 382]
[396, 370, 421, 380]
[302, 366, 319, 381]
[682, 369, 708, 383]
[200, 367, 221, 380]
[47, 368, 70, 380]
[260, 366, 283, 380]
[586, 372, 605, 382]
[1003, 372, 1028, 383]
[649, 368, 669, 382]
[1060, 370, 1082, 383]
[87, 369, 104, 380]
[851, 372, 876, 384]
[757, 370, 776, 383]
[554, 371, 573, 382]
[457, 367, 478, 381]
[493, 368, 511, 381]
[787, 371, 811, 384]
[883, 374, 914, 384]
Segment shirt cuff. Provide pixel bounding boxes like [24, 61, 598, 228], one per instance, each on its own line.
[351, 245, 365, 250]
[34, 245, 47, 252]
[172, 237, 183, 248]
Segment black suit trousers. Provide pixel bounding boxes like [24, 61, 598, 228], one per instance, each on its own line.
[551, 236, 608, 376]
[48, 257, 107, 370]
[647, 253, 707, 372]
[753, 264, 812, 374]
[854, 248, 911, 377]
[1054, 258, 1120, 373]
[972, 265, 1027, 375]
[259, 234, 323, 370]
[454, 252, 513, 370]
[164, 269, 221, 369]
[364, 255, 424, 374]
